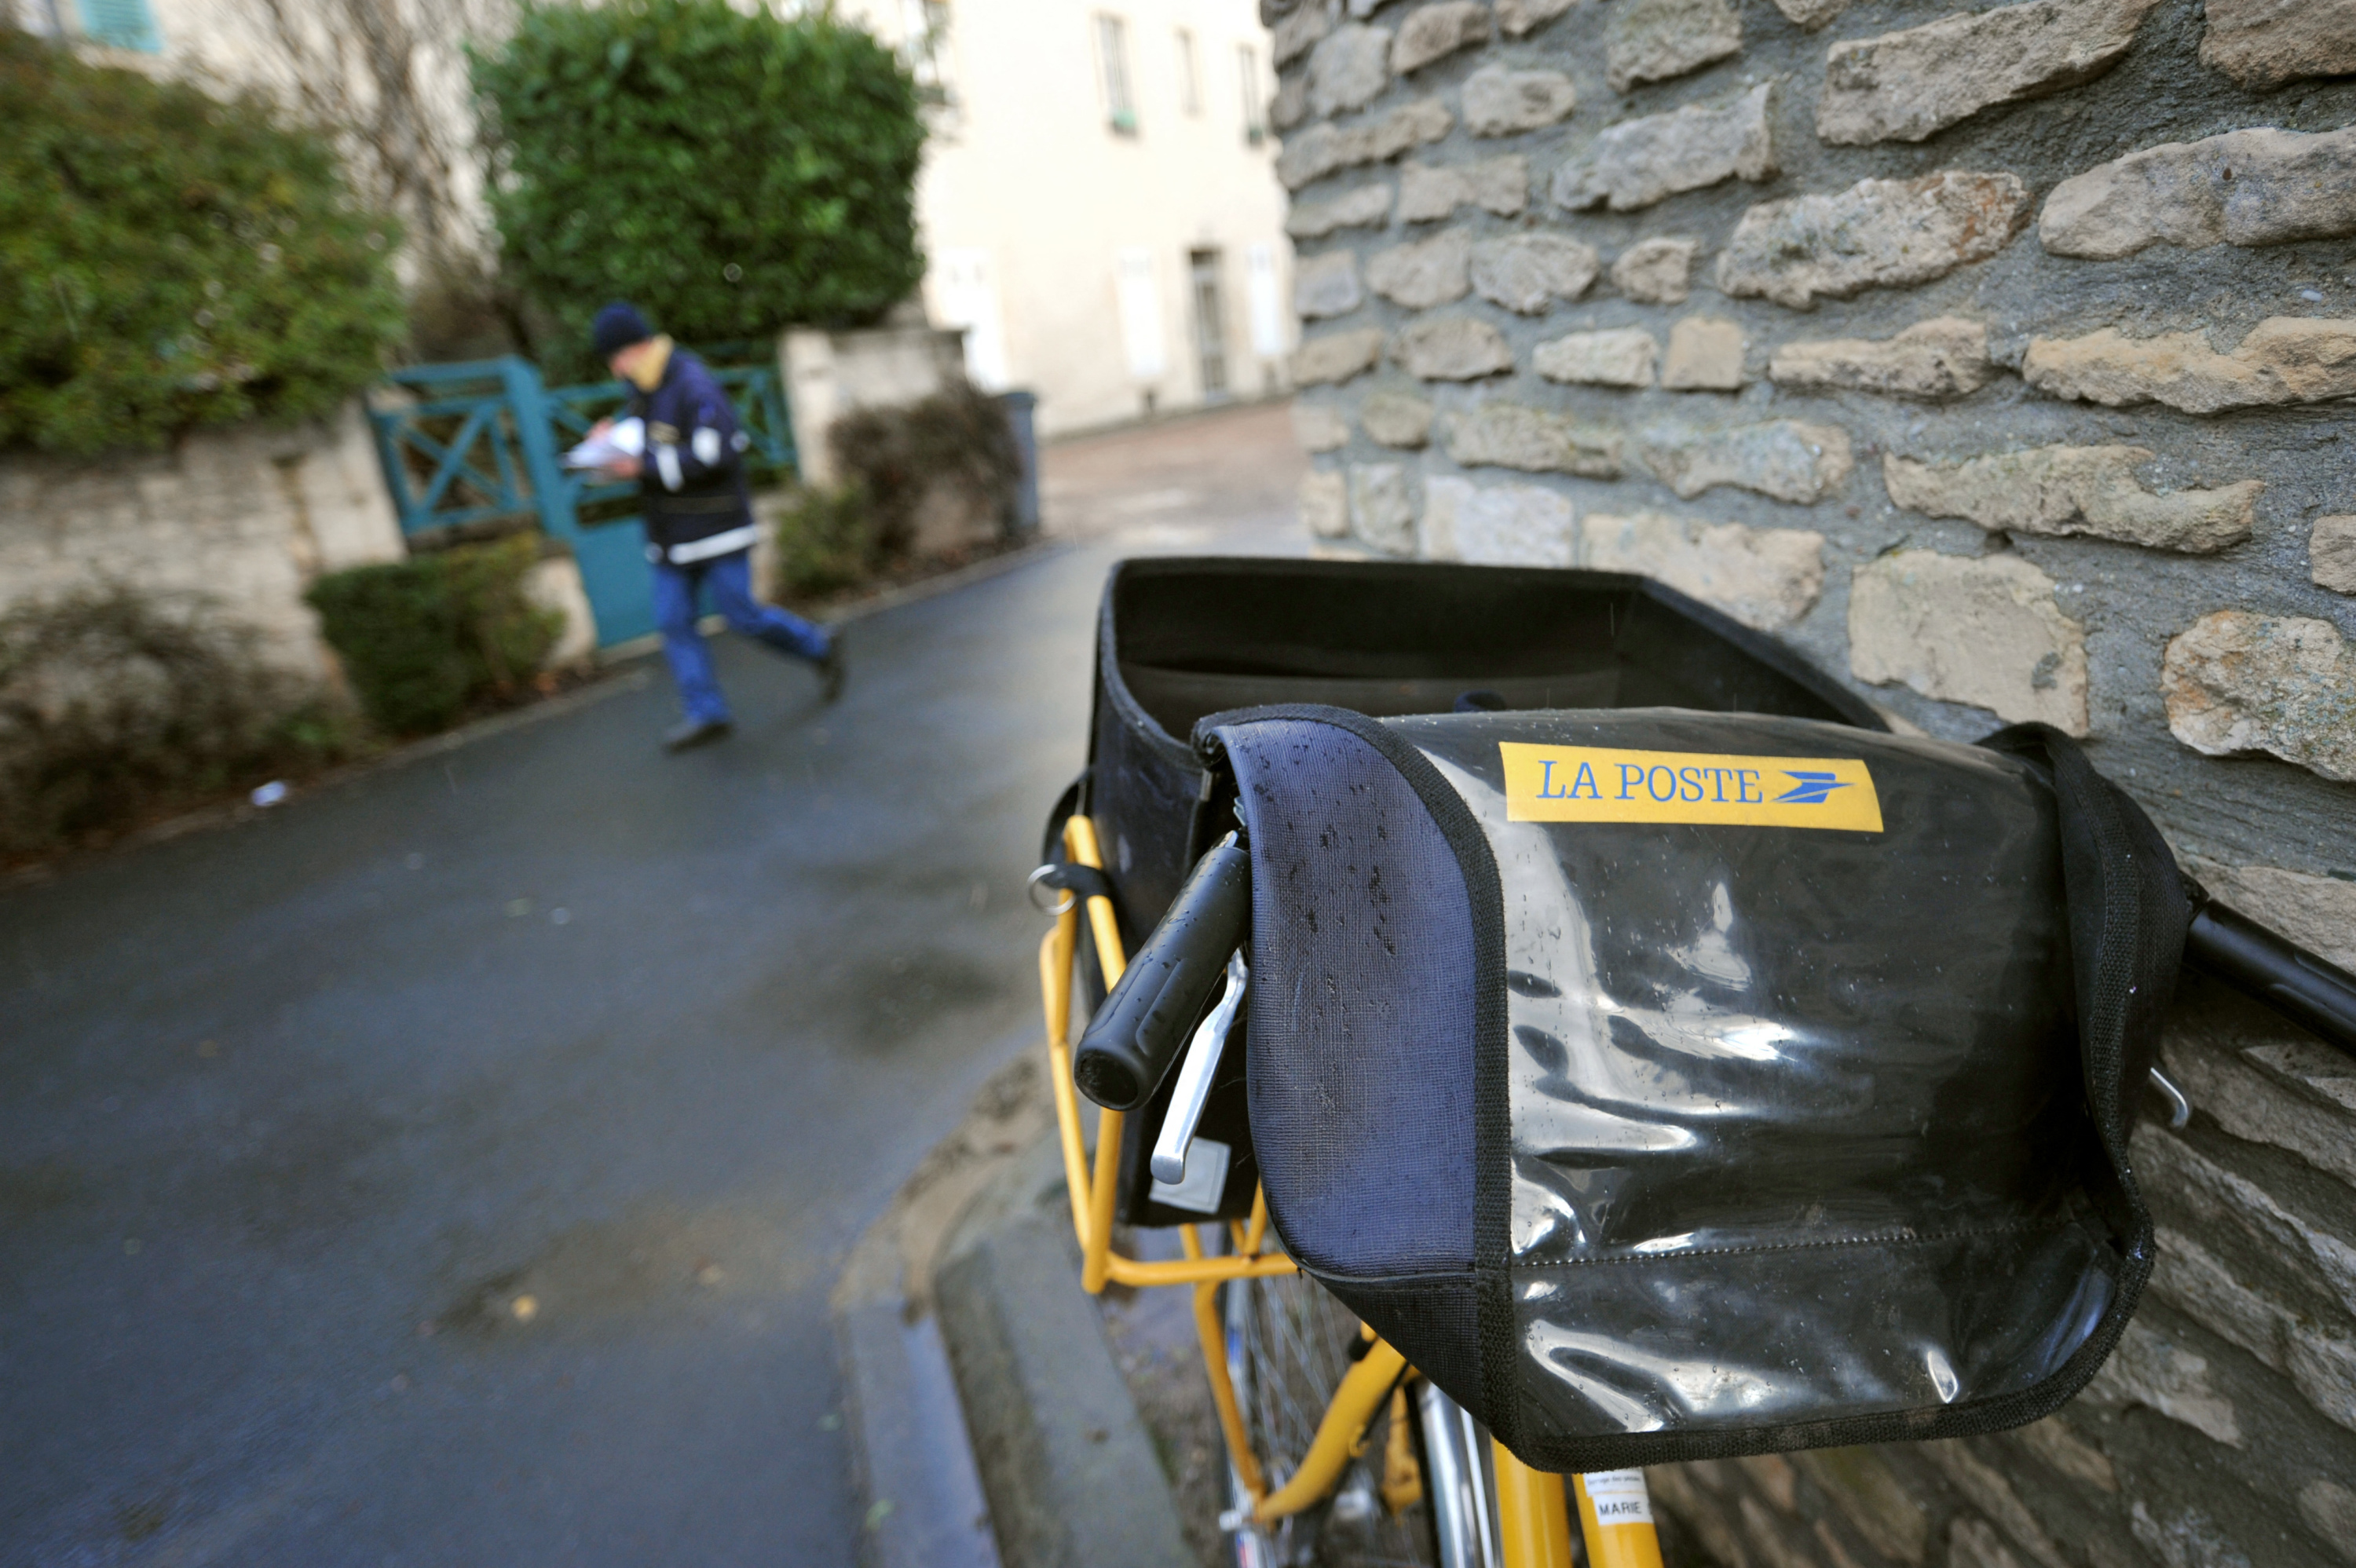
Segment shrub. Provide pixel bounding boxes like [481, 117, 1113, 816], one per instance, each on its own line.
[770, 483, 880, 602]
[305, 535, 561, 735]
[0, 27, 404, 457]
[0, 586, 351, 856]
[829, 384, 1023, 557]
[473, 1, 927, 373]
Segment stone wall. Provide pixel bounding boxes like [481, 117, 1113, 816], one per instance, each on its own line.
[0, 401, 406, 682]
[1273, 0, 2356, 1563]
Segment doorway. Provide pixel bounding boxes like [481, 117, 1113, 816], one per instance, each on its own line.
[1188, 249, 1229, 401]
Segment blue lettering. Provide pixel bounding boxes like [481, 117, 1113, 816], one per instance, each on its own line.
[1677, 766, 1704, 802]
[1539, 759, 1560, 798]
[1737, 769, 1762, 804]
[1647, 766, 1676, 802]
[1706, 766, 1732, 802]
[1569, 762, 1601, 800]
[1617, 764, 1644, 800]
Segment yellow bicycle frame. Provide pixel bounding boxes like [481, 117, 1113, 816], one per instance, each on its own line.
[1040, 813, 1659, 1566]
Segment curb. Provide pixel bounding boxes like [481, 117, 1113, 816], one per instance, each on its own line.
[831, 1052, 1195, 1568]
[932, 1136, 1197, 1568]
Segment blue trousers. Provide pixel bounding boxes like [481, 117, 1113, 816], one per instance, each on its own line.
[649, 550, 830, 723]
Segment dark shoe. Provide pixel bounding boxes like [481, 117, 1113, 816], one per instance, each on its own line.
[664, 717, 733, 752]
[818, 639, 846, 704]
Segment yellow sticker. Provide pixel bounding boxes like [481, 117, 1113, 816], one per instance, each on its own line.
[1499, 743, 1884, 832]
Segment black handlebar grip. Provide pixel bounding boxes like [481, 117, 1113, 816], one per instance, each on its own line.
[2185, 897, 2356, 1058]
[1073, 834, 1253, 1110]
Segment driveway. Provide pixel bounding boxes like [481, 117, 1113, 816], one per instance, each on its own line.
[0, 402, 1306, 1566]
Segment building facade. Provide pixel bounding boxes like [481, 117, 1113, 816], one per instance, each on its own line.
[852, 0, 1297, 434]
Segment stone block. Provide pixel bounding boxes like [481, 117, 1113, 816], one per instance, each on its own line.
[1612, 238, 1698, 304]
[1398, 155, 1529, 220]
[1605, 0, 1743, 93]
[1922, 1442, 2067, 1568]
[1300, 469, 1350, 536]
[2301, 1480, 2356, 1559]
[1848, 550, 2089, 732]
[2040, 126, 2356, 259]
[1362, 390, 1436, 447]
[1273, 1, 1335, 66]
[1293, 326, 1388, 384]
[1440, 402, 1623, 475]
[1276, 98, 1454, 188]
[1795, 1449, 1929, 1566]
[1349, 462, 1418, 553]
[2135, 1122, 2356, 1314]
[1720, 171, 2031, 308]
[1736, 1454, 1797, 1513]
[1286, 183, 1395, 238]
[1470, 234, 1601, 313]
[2162, 610, 2356, 782]
[2024, 316, 2356, 415]
[2013, 1416, 2116, 1493]
[1495, 0, 1578, 35]
[2183, 860, 2356, 973]
[2085, 1320, 2242, 1445]
[1661, 315, 1747, 390]
[1816, 0, 2159, 147]
[1392, 0, 1491, 73]
[1368, 228, 1473, 308]
[1395, 316, 1516, 378]
[1272, 71, 1311, 130]
[1462, 63, 1578, 136]
[1292, 400, 1351, 452]
[1882, 444, 2260, 554]
[2201, 0, 2356, 87]
[1421, 474, 1577, 565]
[1308, 24, 1394, 118]
[1534, 327, 1658, 386]
[2163, 1003, 2356, 1189]
[1552, 83, 1776, 213]
[1950, 1520, 2027, 1568]
[2314, 515, 2356, 594]
[1768, 316, 1996, 400]
[1641, 418, 1853, 503]
[1577, 510, 1824, 628]
[2130, 1504, 2255, 1568]
[1774, 0, 1850, 24]
[1293, 250, 1366, 318]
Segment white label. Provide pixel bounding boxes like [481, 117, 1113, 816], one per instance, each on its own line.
[1582, 1470, 1653, 1526]
[1149, 1137, 1230, 1213]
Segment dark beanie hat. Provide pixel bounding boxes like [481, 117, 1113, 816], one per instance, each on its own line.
[591, 302, 653, 359]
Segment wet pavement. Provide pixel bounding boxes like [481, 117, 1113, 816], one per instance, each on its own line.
[0, 403, 1305, 1566]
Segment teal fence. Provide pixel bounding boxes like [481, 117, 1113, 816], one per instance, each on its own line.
[368, 352, 795, 647]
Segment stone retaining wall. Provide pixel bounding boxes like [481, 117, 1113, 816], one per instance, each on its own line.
[0, 402, 405, 682]
[1275, 0, 2355, 1562]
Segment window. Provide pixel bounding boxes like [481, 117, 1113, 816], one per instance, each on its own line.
[1176, 28, 1201, 115]
[1238, 44, 1265, 144]
[75, 0, 161, 51]
[1096, 15, 1137, 136]
[898, 0, 956, 108]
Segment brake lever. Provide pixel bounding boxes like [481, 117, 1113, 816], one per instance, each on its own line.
[1151, 949, 1248, 1186]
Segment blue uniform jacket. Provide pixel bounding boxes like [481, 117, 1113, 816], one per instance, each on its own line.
[625, 343, 759, 566]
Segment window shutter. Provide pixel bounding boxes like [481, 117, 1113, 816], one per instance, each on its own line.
[76, 0, 163, 51]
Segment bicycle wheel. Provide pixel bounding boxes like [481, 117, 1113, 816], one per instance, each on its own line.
[1221, 1270, 1468, 1568]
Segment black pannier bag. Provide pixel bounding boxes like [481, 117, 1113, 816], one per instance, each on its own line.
[1057, 557, 1886, 1228]
[1191, 701, 2186, 1471]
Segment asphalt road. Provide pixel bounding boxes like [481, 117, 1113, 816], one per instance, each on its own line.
[0, 404, 1305, 1566]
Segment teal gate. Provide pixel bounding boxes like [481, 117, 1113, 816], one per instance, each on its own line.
[367, 353, 796, 647]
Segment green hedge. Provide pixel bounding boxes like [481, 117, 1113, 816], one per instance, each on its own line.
[473, 0, 927, 372]
[305, 536, 561, 735]
[0, 28, 404, 456]
[829, 383, 1023, 555]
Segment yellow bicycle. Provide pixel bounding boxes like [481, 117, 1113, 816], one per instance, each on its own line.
[1036, 811, 1666, 1568]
